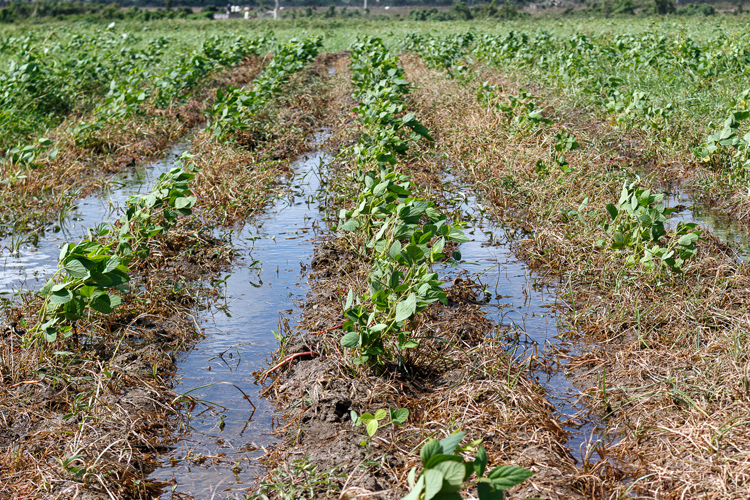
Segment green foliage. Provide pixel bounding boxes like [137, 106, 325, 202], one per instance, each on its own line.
[207, 37, 322, 142]
[350, 406, 409, 446]
[0, 27, 268, 152]
[401, 431, 534, 500]
[697, 89, 750, 179]
[338, 37, 467, 368]
[477, 84, 553, 127]
[403, 33, 474, 78]
[676, 3, 715, 16]
[602, 180, 702, 274]
[31, 154, 200, 344]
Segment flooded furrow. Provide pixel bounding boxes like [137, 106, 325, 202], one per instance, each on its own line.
[439, 175, 750, 470]
[666, 191, 750, 260]
[0, 142, 190, 295]
[149, 136, 332, 498]
[439, 173, 608, 466]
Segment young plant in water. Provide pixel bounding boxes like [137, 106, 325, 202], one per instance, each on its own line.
[601, 180, 702, 275]
[31, 156, 201, 344]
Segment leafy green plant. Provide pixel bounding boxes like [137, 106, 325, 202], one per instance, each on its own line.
[401, 431, 534, 500]
[553, 131, 579, 173]
[601, 180, 702, 274]
[477, 84, 552, 127]
[207, 37, 322, 142]
[31, 155, 200, 344]
[697, 89, 750, 177]
[350, 407, 409, 446]
[336, 37, 469, 369]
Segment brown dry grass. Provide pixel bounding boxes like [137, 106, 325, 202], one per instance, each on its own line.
[401, 54, 750, 499]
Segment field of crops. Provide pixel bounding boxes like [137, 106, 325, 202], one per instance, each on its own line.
[1, 12, 750, 500]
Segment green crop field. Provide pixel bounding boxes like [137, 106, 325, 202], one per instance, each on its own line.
[1, 9, 749, 500]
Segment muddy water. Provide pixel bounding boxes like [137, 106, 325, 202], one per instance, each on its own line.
[149, 143, 332, 499]
[438, 175, 609, 464]
[0, 142, 190, 296]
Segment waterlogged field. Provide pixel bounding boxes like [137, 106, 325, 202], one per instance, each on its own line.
[1, 13, 750, 500]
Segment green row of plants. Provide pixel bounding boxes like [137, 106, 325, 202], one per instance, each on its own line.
[0, 27, 273, 153]
[337, 36, 467, 368]
[31, 154, 200, 344]
[697, 88, 750, 184]
[206, 36, 323, 142]
[69, 34, 272, 148]
[401, 29, 750, 174]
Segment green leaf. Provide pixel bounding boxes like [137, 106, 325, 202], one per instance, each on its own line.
[389, 240, 402, 260]
[103, 256, 122, 274]
[341, 331, 360, 348]
[605, 203, 618, 221]
[89, 293, 121, 314]
[50, 287, 74, 305]
[487, 466, 534, 489]
[350, 410, 361, 426]
[432, 492, 461, 500]
[424, 469, 444, 500]
[401, 475, 424, 500]
[677, 233, 699, 246]
[395, 293, 417, 322]
[425, 454, 465, 469]
[421, 439, 441, 466]
[478, 482, 505, 500]
[340, 219, 360, 232]
[174, 195, 196, 210]
[439, 431, 465, 455]
[474, 446, 488, 476]
[434, 461, 466, 492]
[366, 419, 378, 437]
[391, 407, 409, 425]
[40, 279, 54, 295]
[374, 409, 387, 421]
[64, 259, 91, 279]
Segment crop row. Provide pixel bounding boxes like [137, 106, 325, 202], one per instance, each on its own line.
[336, 36, 532, 500]
[403, 31, 750, 181]
[0, 28, 272, 158]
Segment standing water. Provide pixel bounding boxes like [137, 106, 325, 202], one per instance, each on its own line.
[0, 142, 190, 295]
[149, 139, 333, 498]
[439, 173, 610, 465]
